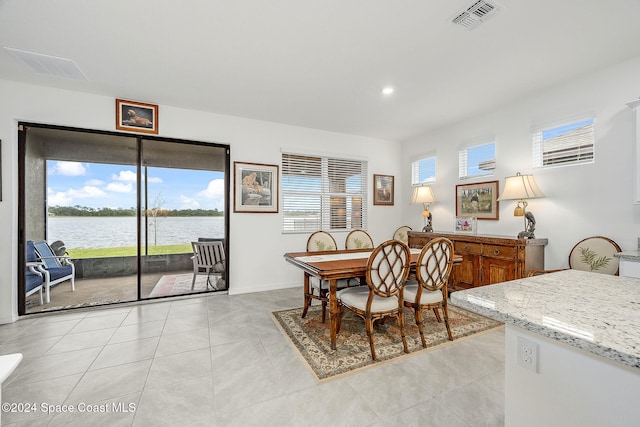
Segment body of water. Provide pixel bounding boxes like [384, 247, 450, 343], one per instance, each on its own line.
[48, 216, 225, 249]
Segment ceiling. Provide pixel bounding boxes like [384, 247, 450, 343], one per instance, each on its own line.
[2, 0, 640, 142]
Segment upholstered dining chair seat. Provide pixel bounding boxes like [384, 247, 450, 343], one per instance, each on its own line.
[403, 282, 444, 305]
[337, 286, 399, 312]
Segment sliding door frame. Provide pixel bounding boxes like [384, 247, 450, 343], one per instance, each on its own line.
[17, 122, 230, 315]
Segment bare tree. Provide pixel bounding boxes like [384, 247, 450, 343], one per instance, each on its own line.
[146, 193, 168, 246]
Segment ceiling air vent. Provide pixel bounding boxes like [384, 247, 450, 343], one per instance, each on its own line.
[452, 0, 501, 30]
[4, 47, 87, 81]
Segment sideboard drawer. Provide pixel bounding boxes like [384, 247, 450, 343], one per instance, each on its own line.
[454, 242, 482, 255]
[482, 244, 516, 259]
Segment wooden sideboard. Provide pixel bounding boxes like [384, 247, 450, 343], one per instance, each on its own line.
[408, 231, 547, 292]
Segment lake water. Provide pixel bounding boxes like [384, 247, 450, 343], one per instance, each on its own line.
[48, 217, 225, 249]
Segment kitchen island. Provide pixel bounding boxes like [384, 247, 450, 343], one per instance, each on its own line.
[451, 269, 640, 427]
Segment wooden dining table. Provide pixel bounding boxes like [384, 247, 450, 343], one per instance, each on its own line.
[283, 247, 461, 350]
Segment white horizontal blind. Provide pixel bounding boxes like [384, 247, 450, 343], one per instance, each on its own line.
[411, 156, 436, 185]
[459, 142, 495, 179]
[533, 118, 594, 168]
[281, 152, 367, 233]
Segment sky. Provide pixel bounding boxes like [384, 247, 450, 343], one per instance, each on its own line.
[47, 161, 226, 211]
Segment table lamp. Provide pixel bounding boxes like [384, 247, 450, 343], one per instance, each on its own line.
[498, 172, 544, 238]
[411, 185, 436, 232]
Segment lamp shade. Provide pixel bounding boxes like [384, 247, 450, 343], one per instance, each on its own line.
[411, 185, 437, 204]
[498, 173, 544, 201]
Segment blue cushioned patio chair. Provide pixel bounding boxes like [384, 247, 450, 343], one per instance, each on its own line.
[29, 240, 75, 303]
[25, 242, 44, 305]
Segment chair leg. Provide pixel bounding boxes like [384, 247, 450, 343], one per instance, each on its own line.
[301, 293, 311, 318]
[398, 311, 408, 354]
[70, 276, 75, 292]
[191, 274, 197, 290]
[442, 304, 453, 341]
[414, 307, 426, 348]
[433, 307, 442, 322]
[365, 316, 376, 360]
[39, 288, 43, 305]
[321, 301, 327, 323]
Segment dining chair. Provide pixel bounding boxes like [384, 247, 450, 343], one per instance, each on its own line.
[392, 225, 412, 244]
[529, 236, 622, 276]
[404, 237, 454, 346]
[302, 231, 350, 322]
[337, 239, 411, 360]
[345, 229, 374, 249]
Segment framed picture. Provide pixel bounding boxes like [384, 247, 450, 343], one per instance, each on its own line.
[456, 180, 499, 220]
[373, 174, 394, 206]
[115, 99, 159, 134]
[455, 217, 477, 234]
[234, 161, 279, 213]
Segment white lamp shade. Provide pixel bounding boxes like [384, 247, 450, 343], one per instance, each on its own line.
[498, 173, 544, 201]
[411, 185, 437, 204]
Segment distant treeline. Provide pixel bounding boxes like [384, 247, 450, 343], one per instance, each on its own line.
[48, 205, 223, 217]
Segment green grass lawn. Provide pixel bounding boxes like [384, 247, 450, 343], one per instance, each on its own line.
[67, 244, 192, 258]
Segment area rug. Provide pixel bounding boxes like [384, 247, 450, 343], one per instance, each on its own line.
[148, 273, 225, 297]
[272, 304, 503, 383]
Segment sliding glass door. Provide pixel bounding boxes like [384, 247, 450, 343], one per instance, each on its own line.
[19, 124, 229, 314]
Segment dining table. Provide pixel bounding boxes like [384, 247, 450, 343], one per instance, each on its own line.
[283, 247, 461, 350]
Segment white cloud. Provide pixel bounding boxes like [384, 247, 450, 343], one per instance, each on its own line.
[112, 170, 137, 182]
[179, 195, 201, 209]
[147, 176, 163, 184]
[85, 179, 104, 186]
[105, 182, 134, 193]
[197, 179, 225, 199]
[47, 186, 107, 206]
[51, 161, 86, 176]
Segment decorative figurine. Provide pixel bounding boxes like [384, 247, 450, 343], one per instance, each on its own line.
[518, 211, 536, 239]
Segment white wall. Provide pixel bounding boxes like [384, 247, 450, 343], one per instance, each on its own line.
[401, 55, 640, 269]
[0, 80, 402, 323]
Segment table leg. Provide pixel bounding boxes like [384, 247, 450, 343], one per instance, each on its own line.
[329, 278, 338, 350]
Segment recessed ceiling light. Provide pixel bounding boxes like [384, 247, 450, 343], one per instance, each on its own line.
[381, 86, 395, 96]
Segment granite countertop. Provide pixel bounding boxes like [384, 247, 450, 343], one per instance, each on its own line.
[450, 269, 640, 369]
[615, 250, 640, 260]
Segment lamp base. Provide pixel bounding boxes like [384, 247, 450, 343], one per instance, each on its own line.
[517, 230, 535, 239]
[422, 225, 433, 232]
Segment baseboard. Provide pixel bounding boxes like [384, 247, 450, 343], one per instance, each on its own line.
[228, 281, 300, 296]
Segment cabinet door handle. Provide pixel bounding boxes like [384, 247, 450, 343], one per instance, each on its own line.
[494, 249, 500, 255]
[464, 245, 470, 251]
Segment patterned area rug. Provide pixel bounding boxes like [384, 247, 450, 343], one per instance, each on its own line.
[272, 304, 503, 383]
[149, 273, 225, 297]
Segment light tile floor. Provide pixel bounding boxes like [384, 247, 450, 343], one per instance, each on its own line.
[0, 288, 505, 426]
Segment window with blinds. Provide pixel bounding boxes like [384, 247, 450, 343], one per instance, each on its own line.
[411, 155, 436, 185]
[459, 142, 495, 179]
[281, 152, 367, 233]
[532, 118, 594, 168]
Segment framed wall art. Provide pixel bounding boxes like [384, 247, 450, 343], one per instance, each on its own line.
[454, 216, 477, 234]
[373, 174, 394, 206]
[234, 161, 279, 213]
[456, 180, 499, 220]
[116, 99, 159, 134]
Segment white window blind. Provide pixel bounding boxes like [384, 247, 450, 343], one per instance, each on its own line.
[533, 118, 594, 168]
[459, 142, 495, 179]
[281, 152, 367, 233]
[411, 155, 436, 185]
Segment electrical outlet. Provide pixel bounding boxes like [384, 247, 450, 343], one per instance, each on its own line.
[517, 336, 538, 373]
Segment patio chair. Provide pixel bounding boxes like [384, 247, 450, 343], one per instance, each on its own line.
[25, 241, 44, 305]
[29, 240, 75, 303]
[191, 241, 225, 290]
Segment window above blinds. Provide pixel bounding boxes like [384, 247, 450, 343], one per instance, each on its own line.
[411, 155, 436, 185]
[533, 118, 595, 168]
[281, 152, 367, 233]
[459, 141, 495, 179]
